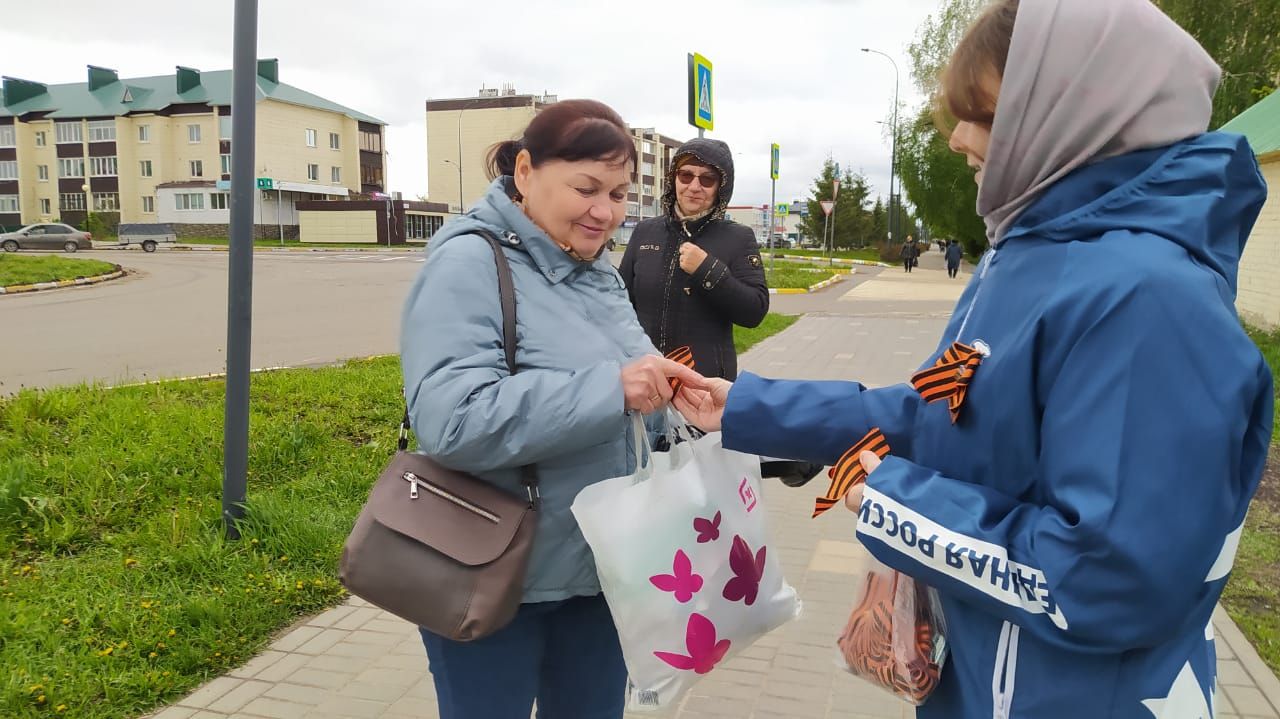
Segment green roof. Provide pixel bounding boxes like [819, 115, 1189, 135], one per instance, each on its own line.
[0, 65, 385, 125]
[1221, 88, 1280, 157]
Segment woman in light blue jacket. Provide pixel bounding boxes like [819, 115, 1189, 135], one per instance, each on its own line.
[400, 99, 703, 719]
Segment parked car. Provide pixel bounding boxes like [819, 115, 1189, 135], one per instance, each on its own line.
[0, 223, 93, 252]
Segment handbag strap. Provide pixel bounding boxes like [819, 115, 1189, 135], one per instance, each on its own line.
[399, 228, 541, 508]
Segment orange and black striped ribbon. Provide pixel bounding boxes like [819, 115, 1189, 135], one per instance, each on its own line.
[909, 341, 984, 424]
[665, 346, 695, 393]
[813, 428, 891, 518]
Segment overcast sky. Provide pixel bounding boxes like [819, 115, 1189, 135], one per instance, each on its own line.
[2, 0, 941, 208]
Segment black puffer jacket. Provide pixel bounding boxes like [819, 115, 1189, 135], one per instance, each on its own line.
[619, 139, 769, 380]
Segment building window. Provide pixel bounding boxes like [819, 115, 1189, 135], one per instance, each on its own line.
[305, 128, 317, 147]
[641, 162, 655, 176]
[92, 192, 119, 212]
[89, 156, 118, 176]
[142, 196, 155, 214]
[35, 131, 47, 147]
[58, 158, 85, 178]
[140, 160, 153, 177]
[40, 198, 52, 215]
[88, 120, 116, 142]
[359, 130, 381, 153]
[331, 166, 341, 183]
[56, 121, 82, 144]
[643, 140, 654, 154]
[190, 160, 203, 177]
[0, 161, 16, 179]
[329, 132, 340, 150]
[405, 214, 444, 239]
[187, 124, 202, 143]
[210, 192, 229, 210]
[0, 195, 17, 213]
[37, 165, 49, 182]
[221, 154, 232, 174]
[307, 163, 319, 181]
[175, 193, 204, 211]
[628, 202, 640, 217]
[0, 125, 14, 147]
[360, 164, 383, 188]
[138, 125, 150, 143]
[59, 193, 86, 211]
[219, 116, 232, 140]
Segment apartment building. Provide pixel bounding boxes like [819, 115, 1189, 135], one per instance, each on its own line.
[0, 60, 386, 236]
[425, 86, 684, 241]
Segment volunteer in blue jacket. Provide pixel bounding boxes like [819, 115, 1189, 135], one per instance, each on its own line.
[402, 99, 703, 719]
[675, 1, 1273, 716]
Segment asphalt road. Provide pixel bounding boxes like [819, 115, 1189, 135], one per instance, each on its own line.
[0, 249, 881, 394]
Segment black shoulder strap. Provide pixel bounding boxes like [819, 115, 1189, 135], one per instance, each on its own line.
[475, 229, 518, 376]
[399, 229, 539, 507]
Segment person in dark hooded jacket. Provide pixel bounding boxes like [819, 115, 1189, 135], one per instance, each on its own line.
[619, 138, 768, 381]
[621, 139, 822, 487]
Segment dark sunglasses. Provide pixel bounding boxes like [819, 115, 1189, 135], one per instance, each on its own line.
[676, 169, 720, 188]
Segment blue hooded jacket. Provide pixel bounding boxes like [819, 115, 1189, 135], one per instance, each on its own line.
[401, 178, 659, 603]
[722, 133, 1271, 718]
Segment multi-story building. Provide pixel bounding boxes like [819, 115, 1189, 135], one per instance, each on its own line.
[0, 60, 386, 237]
[425, 86, 684, 242]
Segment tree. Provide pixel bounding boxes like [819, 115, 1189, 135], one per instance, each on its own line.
[798, 160, 879, 249]
[1153, 0, 1280, 128]
[870, 197, 888, 245]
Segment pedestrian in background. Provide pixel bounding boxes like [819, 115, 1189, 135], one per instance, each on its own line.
[945, 239, 963, 278]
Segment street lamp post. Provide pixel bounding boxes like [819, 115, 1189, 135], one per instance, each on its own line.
[862, 48, 899, 245]
[443, 159, 463, 215]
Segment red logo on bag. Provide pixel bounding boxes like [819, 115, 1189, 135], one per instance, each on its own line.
[738, 478, 757, 512]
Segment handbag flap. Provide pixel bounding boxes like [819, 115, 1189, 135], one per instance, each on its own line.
[368, 452, 532, 567]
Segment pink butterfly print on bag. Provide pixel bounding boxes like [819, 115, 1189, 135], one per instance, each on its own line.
[653, 612, 732, 674]
[693, 511, 722, 543]
[649, 549, 704, 603]
[722, 535, 766, 606]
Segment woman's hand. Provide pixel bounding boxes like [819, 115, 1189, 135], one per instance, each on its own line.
[623, 356, 707, 415]
[679, 243, 709, 275]
[844, 450, 882, 512]
[672, 378, 733, 431]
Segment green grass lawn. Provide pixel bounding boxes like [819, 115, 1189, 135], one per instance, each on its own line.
[0, 255, 118, 288]
[1221, 324, 1280, 674]
[0, 313, 800, 718]
[766, 266, 843, 290]
[767, 247, 882, 263]
[734, 313, 799, 354]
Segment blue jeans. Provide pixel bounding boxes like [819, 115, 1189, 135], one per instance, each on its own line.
[419, 594, 627, 719]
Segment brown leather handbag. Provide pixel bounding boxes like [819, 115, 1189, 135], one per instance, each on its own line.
[339, 230, 539, 641]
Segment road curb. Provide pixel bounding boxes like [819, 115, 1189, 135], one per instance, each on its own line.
[767, 253, 892, 268]
[1215, 605, 1280, 712]
[0, 266, 127, 295]
[769, 272, 848, 295]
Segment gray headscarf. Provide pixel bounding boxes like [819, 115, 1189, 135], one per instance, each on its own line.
[979, 0, 1221, 246]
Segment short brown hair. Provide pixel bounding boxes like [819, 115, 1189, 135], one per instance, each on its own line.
[937, 0, 1019, 129]
[486, 99, 637, 179]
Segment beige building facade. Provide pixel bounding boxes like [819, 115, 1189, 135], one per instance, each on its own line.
[0, 61, 386, 235]
[1236, 155, 1280, 328]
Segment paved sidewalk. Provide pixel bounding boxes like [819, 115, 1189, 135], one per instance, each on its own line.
[150, 253, 1280, 718]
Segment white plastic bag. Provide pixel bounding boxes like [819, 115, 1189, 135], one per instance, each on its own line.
[572, 414, 801, 711]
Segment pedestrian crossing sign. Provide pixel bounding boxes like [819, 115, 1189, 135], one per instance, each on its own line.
[688, 53, 714, 131]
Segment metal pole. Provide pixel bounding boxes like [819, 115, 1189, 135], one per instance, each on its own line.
[862, 48, 900, 250]
[224, 0, 258, 540]
[456, 108, 465, 214]
[823, 212, 830, 257]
